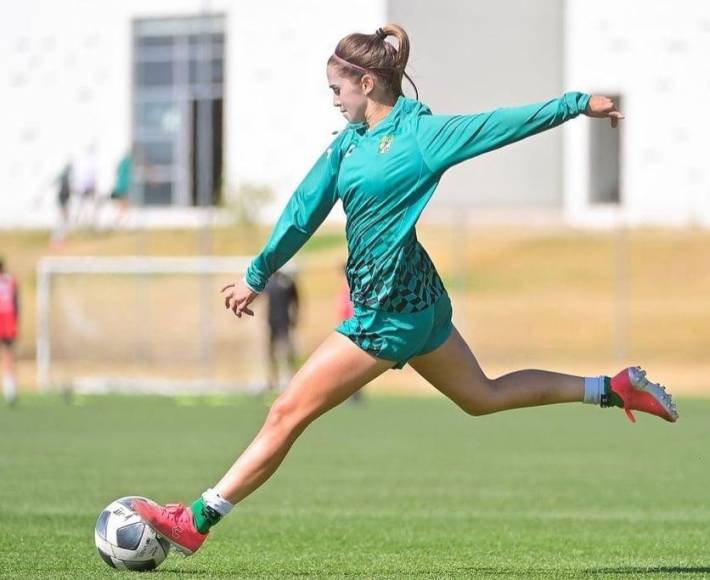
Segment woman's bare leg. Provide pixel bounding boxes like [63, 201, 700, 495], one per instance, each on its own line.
[214, 332, 394, 504]
[409, 326, 583, 415]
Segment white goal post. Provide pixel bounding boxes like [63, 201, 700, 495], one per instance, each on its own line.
[37, 256, 258, 394]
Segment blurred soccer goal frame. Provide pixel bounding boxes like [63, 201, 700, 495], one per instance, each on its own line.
[36, 256, 256, 394]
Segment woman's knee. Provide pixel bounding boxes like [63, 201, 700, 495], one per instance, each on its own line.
[456, 377, 498, 416]
[458, 400, 495, 417]
[264, 393, 312, 436]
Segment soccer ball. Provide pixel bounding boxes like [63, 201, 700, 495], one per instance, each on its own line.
[94, 496, 171, 571]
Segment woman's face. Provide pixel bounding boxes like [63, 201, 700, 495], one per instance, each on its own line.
[327, 65, 369, 124]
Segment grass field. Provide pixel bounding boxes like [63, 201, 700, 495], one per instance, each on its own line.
[1, 394, 709, 579]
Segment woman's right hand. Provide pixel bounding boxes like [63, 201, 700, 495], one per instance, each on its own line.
[585, 95, 625, 128]
[221, 278, 258, 318]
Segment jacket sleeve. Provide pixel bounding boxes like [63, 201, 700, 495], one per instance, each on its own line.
[245, 139, 342, 292]
[415, 92, 591, 174]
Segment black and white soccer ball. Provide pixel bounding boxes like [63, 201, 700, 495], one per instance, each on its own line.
[94, 496, 171, 571]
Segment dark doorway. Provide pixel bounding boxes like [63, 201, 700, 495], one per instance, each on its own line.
[191, 98, 223, 206]
[589, 95, 622, 204]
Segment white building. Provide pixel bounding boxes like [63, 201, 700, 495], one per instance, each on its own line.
[1, 0, 708, 228]
[564, 0, 710, 227]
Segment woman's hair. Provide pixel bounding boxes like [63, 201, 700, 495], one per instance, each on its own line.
[328, 24, 418, 100]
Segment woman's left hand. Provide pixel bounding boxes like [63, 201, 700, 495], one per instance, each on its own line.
[585, 95, 625, 128]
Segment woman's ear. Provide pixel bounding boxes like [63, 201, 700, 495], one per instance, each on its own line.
[360, 74, 375, 96]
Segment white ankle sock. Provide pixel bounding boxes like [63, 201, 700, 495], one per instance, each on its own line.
[583, 376, 605, 405]
[202, 488, 234, 516]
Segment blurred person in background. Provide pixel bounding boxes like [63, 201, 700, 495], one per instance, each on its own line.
[336, 262, 354, 323]
[73, 143, 99, 228]
[135, 24, 677, 555]
[51, 162, 73, 246]
[263, 269, 300, 393]
[110, 150, 132, 228]
[336, 262, 362, 403]
[0, 258, 19, 406]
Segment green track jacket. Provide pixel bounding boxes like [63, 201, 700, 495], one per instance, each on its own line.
[246, 92, 591, 313]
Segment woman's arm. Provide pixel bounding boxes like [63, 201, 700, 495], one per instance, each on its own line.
[222, 138, 343, 318]
[416, 92, 621, 174]
[245, 145, 341, 292]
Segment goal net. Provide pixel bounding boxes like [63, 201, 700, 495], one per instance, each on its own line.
[36, 256, 338, 395]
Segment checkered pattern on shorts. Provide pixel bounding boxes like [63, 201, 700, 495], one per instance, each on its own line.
[346, 317, 386, 358]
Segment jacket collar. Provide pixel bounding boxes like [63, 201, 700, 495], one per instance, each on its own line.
[347, 95, 408, 137]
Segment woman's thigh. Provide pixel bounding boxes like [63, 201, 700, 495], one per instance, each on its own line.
[408, 325, 490, 411]
[280, 332, 395, 423]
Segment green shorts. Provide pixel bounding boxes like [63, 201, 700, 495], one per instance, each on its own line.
[336, 293, 453, 369]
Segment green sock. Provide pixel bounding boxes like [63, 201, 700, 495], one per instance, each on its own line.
[191, 497, 222, 534]
[601, 376, 624, 408]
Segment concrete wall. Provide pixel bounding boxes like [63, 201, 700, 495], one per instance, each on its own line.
[564, 0, 710, 227]
[0, 0, 384, 227]
[388, 0, 566, 213]
[3, 0, 708, 228]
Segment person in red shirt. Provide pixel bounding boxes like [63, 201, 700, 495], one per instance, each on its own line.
[336, 263, 354, 322]
[0, 258, 19, 406]
[336, 263, 362, 403]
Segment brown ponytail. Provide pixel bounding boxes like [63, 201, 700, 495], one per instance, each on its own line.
[328, 24, 419, 100]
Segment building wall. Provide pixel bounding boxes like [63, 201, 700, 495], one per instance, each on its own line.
[225, 0, 385, 222]
[1, 0, 136, 227]
[565, 0, 710, 226]
[388, 0, 566, 213]
[0, 0, 384, 227]
[3, 1, 708, 228]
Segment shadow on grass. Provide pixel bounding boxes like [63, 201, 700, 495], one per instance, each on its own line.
[585, 567, 710, 576]
[156, 566, 710, 578]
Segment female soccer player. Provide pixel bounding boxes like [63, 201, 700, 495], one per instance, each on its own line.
[135, 24, 677, 555]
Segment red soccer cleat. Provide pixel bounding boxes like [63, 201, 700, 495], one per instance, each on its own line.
[132, 500, 207, 556]
[610, 366, 678, 423]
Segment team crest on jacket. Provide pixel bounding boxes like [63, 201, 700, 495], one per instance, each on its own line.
[378, 135, 394, 154]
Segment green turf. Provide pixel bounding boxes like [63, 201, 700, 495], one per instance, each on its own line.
[1, 395, 708, 579]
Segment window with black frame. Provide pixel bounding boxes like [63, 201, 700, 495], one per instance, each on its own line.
[132, 15, 224, 206]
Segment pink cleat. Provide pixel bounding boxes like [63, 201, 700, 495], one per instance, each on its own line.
[132, 500, 207, 556]
[609, 367, 678, 423]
